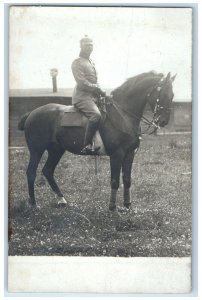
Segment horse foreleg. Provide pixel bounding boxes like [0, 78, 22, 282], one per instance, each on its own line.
[109, 152, 124, 211]
[27, 150, 43, 206]
[122, 149, 135, 209]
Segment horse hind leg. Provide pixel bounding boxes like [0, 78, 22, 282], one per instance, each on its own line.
[27, 149, 44, 206]
[42, 143, 66, 206]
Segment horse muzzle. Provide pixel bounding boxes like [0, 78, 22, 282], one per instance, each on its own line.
[159, 114, 170, 127]
[159, 120, 167, 127]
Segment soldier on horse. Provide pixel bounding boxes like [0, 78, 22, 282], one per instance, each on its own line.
[71, 35, 106, 155]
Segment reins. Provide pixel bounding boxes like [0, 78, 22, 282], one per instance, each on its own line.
[111, 100, 160, 129]
[98, 75, 172, 136]
[101, 86, 161, 136]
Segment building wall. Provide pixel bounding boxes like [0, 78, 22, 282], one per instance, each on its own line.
[9, 97, 191, 146]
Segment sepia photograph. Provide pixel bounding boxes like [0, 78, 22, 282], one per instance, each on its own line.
[7, 4, 193, 294]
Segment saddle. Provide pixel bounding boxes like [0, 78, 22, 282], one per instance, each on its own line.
[60, 106, 87, 127]
[60, 96, 109, 127]
[60, 105, 106, 155]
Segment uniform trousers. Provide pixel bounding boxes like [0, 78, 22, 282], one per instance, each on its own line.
[74, 100, 101, 123]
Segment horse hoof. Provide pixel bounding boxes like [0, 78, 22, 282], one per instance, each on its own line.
[118, 206, 129, 213]
[109, 204, 116, 211]
[58, 202, 67, 208]
[123, 203, 131, 210]
[58, 197, 67, 207]
[29, 200, 36, 207]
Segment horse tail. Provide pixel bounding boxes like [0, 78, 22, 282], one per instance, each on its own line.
[18, 111, 31, 131]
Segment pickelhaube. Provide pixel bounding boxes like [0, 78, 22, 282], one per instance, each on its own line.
[80, 35, 93, 46]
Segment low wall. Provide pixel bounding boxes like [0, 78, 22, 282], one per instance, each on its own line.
[9, 96, 72, 146]
[9, 97, 191, 146]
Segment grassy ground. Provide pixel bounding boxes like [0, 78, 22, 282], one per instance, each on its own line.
[8, 135, 192, 257]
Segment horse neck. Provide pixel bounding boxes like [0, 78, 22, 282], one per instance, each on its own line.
[114, 77, 161, 120]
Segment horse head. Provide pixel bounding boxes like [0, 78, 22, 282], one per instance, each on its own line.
[111, 71, 176, 130]
[147, 72, 176, 127]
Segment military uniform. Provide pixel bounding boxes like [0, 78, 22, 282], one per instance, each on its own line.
[71, 56, 101, 123]
[71, 35, 105, 154]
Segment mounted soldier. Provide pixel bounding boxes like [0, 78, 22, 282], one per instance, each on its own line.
[71, 35, 106, 155]
[19, 70, 175, 208]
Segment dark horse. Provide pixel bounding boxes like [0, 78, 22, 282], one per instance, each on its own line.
[18, 71, 176, 210]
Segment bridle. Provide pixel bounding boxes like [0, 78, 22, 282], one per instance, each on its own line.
[107, 82, 165, 134]
[144, 85, 163, 133]
[98, 77, 172, 135]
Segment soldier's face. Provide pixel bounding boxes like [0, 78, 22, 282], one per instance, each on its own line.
[81, 43, 93, 55]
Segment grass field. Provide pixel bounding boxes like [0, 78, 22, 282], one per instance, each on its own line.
[8, 134, 192, 257]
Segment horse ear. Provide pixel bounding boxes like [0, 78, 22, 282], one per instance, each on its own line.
[158, 73, 164, 79]
[166, 72, 171, 81]
[171, 74, 177, 82]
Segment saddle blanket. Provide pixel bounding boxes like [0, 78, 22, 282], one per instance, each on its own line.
[61, 106, 86, 127]
[60, 106, 106, 155]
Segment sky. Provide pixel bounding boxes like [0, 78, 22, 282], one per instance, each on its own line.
[9, 6, 192, 100]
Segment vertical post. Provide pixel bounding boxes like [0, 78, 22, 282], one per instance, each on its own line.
[50, 68, 58, 93]
[52, 77, 57, 93]
[94, 156, 98, 175]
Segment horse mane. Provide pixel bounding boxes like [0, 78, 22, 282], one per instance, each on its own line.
[111, 71, 164, 100]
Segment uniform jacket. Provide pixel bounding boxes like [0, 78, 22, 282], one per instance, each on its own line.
[71, 56, 99, 104]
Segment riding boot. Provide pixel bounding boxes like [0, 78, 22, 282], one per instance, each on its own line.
[81, 121, 100, 154]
